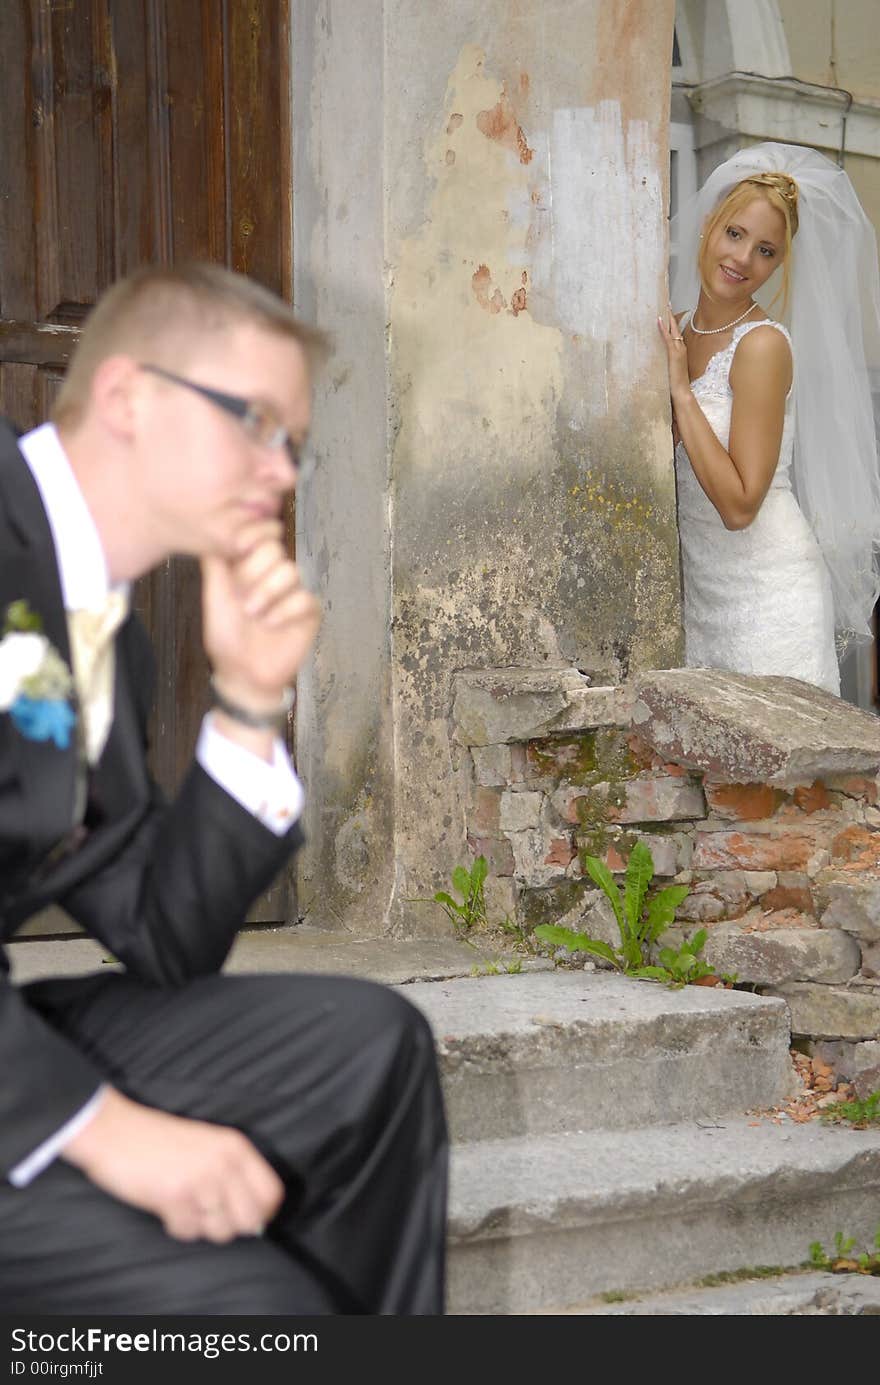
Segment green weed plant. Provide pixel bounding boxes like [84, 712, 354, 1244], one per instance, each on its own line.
[533, 840, 719, 988]
[809, 1226, 880, 1276]
[819, 1089, 880, 1129]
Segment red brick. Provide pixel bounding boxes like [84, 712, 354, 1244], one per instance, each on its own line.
[704, 783, 782, 821]
[625, 733, 656, 771]
[467, 835, 514, 875]
[759, 885, 814, 914]
[739, 907, 819, 933]
[792, 782, 831, 814]
[608, 775, 705, 824]
[693, 831, 816, 871]
[544, 838, 575, 868]
[827, 775, 879, 805]
[471, 786, 501, 835]
[604, 845, 627, 872]
[654, 760, 691, 778]
[831, 826, 880, 867]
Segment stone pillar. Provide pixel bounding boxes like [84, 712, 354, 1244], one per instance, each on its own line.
[293, 0, 680, 934]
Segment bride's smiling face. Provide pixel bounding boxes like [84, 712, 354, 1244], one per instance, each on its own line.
[704, 195, 787, 301]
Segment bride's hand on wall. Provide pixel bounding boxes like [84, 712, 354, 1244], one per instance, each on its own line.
[657, 307, 691, 431]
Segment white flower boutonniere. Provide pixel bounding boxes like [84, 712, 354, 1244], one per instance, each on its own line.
[0, 601, 76, 749]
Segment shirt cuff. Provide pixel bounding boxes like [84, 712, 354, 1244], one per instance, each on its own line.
[196, 713, 305, 836]
[9, 1086, 108, 1187]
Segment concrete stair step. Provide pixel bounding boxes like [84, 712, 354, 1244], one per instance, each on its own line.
[403, 970, 795, 1142]
[533, 1269, 880, 1315]
[446, 1117, 880, 1314]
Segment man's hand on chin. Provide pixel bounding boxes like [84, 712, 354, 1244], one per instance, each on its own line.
[200, 518, 321, 758]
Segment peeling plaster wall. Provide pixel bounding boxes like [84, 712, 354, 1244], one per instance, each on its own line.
[293, 0, 680, 935]
[389, 0, 680, 929]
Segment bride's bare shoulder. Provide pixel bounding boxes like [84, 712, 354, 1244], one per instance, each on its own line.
[730, 320, 793, 390]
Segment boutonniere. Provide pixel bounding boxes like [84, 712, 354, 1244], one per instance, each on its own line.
[0, 600, 76, 749]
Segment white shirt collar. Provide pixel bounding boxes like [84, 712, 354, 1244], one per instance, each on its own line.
[17, 423, 128, 612]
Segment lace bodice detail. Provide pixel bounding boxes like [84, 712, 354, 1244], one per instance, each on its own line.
[675, 318, 795, 521]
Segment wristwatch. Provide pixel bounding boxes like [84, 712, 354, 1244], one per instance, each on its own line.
[209, 676, 295, 730]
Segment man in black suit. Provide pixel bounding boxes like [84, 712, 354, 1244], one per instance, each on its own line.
[0, 263, 447, 1314]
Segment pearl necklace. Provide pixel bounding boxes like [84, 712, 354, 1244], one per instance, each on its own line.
[689, 302, 758, 335]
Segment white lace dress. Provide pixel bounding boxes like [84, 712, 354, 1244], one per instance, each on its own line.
[675, 317, 840, 695]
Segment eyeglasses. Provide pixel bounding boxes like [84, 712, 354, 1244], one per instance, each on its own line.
[140, 363, 312, 476]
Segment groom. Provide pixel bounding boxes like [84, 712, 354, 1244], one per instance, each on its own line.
[0, 263, 447, 1314]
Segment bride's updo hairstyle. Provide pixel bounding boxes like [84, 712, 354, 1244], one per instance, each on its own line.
[697, 170, 799, 313]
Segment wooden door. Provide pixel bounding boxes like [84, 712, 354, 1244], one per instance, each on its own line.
[0, 0, 294, 922]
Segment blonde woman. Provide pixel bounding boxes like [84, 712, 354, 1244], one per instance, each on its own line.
[659, 142, 880, 696]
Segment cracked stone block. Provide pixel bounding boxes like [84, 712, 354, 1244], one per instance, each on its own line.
[702, 924, 861, 986]
[675, 870, 754, 922]
[610, 775, 706, 824]
[508, 829, 567, 886]
[453, 668, 593, 745]
[499, 790, 543, 833]
[549, 784, 598, 825]
[630, 669, 880, 786]
[470, 786, 501, 835]
[675, 891, 728, 923]
[467, 835, 514, 876]
[861, 939, 880, 979]
[809, 1037, 880, 1082]
[471, 744, 513, 787]
[815, 871, 880, 942]
[633, 834, 681, 877]
[762, 981, 880, 1041]
[743, 871, 778, 894]
[824, 773, 879, 804]
[483, 875, 519, 923]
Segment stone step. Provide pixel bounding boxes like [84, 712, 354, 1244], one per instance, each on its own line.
[403, 970, 795, 1142]
[532, 1269, 880, 1315]
[446, 1116, 880, 1315]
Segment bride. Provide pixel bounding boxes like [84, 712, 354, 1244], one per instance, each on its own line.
[659, 142, 880, 697]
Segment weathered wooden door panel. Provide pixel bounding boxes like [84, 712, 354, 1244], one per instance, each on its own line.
[0, 0, 293, 923]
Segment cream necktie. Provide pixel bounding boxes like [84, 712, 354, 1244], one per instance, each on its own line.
[66, 590, 130, 767]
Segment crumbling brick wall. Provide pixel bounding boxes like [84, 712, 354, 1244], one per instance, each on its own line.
[452, 667, 880, 1096]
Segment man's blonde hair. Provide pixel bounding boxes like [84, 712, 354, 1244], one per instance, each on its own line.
[52, 262, 328, 428]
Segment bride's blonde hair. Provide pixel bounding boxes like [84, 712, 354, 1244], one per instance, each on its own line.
[698, 170, 799, 313]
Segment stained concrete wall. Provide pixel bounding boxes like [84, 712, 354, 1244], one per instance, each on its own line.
[776, 0, 880, 102]
[293, 0, 680, 934]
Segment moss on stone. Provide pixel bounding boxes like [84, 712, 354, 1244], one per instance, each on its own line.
[576, 826, 639, 872]
[527, 732, 598, 783]
[518, 878, 598, 930]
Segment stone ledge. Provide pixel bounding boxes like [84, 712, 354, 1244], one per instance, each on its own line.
[701, 923, 861, 987]
[452, 668, 628, 745]
[764, 981, 880, 1041]
[631, 670, 880, 787]
[816, 871, 880, 941]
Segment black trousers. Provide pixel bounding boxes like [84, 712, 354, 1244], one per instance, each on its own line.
[0, 971, 448, 1314]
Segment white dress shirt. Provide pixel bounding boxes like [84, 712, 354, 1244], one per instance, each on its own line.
[8, 423, 304, 1186]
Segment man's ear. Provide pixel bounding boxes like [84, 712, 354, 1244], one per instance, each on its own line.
[88, 355, 142, 441]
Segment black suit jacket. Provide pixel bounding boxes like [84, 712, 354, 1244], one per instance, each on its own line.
[0, 420, 303, 1174]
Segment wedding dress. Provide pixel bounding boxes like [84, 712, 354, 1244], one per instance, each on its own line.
[674, 316, 840, 695]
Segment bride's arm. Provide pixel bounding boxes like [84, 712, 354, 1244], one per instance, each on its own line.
[668, 324, 792, 530]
